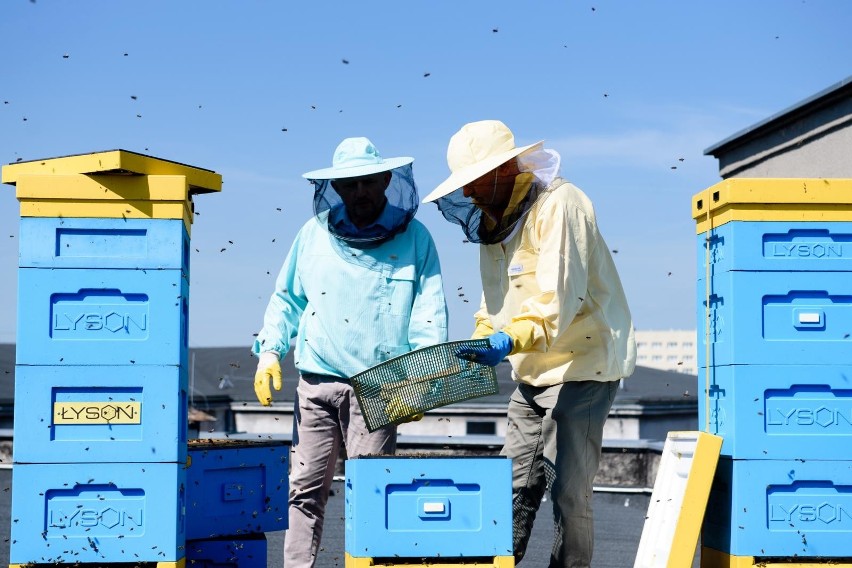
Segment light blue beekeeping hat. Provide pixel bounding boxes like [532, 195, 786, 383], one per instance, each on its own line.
[301, 137, 414, 180]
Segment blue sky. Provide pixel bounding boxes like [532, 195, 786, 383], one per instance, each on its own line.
[1, 0, 851, 347]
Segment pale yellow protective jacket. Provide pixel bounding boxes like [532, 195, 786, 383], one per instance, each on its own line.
[473, 178, 636, 387]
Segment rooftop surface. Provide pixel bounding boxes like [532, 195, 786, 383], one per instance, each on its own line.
[0, 344, 702, 565]
[0, 465, 699, 567]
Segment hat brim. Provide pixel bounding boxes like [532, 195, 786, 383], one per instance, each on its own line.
[422, 141, 543, 203]
[302, 156, 414, 180]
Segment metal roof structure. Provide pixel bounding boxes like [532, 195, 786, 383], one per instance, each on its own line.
[704, 75, 852, 179]
[705, 75, 852, 156]
[0, 343, 698, 413]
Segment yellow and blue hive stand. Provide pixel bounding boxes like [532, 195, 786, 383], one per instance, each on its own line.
[693, 178, 852, 564]
[3, 150, 222, 566]
[701, 547, 852, 567]
[344, 456, 514, 567]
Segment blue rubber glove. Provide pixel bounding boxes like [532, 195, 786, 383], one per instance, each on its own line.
[456, 331, 513, 367]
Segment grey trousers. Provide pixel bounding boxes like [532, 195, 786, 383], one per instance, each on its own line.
[283, 374, 397, 568]
[500, 379, 618, 568]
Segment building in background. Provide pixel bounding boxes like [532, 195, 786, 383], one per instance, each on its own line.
[634, 329, 697, 374]
[705, 75, 852, 178]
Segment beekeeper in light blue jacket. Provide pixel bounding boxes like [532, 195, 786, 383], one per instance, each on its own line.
[252, 137, 448, 568]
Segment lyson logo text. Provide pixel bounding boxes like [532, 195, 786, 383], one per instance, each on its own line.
[769, 499, 852, 528]
[767, 243, 844, 258]
[48, 504, 144, 534]
[54, 402, 142, 424]
[766, 403, 852, 432]
[51, 309, 148, 339]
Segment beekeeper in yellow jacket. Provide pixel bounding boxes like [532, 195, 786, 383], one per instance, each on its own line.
[424, 120, 636, 568]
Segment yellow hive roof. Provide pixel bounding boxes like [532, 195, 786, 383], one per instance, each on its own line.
[692, 178, 852, 233]
[2, 149, 221, 194]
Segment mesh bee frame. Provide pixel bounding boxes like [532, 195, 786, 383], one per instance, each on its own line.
[351, 339, 498, 432]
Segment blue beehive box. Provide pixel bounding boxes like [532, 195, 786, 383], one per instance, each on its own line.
[185, 534, 267, 568]
[698, 221, 852, 276]
[19, 217, 190, 271]
[185, 439, 289, 540]
[697, 270, 852, 367]
[13, 364, 188, 464]
[699, 364, 852, 460]
[702, 457, 852, 557]
[16, 267, 189, 366]
[10, 461, 186, 564]
[345, 456, 513, 559]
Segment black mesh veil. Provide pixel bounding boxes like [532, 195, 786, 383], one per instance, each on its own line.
[435, 176, 546, 244]
[433, 147, 561, 245]
[309, 163, 418, 246]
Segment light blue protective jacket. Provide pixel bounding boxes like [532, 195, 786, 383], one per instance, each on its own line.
[252, 214, 449, 378]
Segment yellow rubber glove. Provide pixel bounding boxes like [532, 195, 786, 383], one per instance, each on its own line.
[471, 317, 494, 340]
[385, 395, 424, 424]
[502, 319, 537, 354]
[254, 351, 282, 406]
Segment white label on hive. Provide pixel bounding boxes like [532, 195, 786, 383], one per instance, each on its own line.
[423, 502, 445, 513]
[799, 312, 821, 324]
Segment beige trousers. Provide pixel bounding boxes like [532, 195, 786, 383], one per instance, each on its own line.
[283, 374, 397, 568]
[501, 379, 618, 568]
